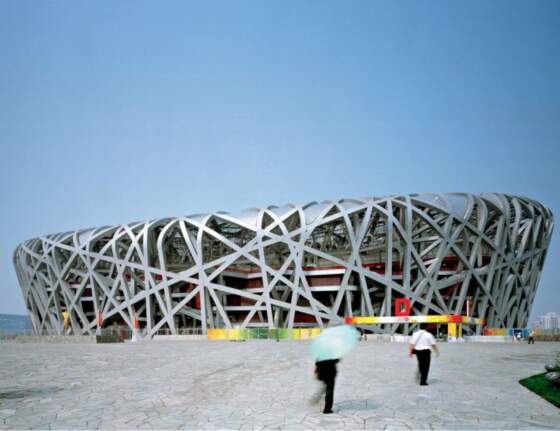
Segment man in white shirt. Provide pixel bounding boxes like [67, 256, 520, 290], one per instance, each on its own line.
[408, 323, 439, 386]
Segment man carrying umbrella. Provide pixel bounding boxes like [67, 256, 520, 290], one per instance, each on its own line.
[310, 325, 360, 414]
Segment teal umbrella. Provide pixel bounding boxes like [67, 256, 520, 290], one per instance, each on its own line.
[310, 325, 360, 361]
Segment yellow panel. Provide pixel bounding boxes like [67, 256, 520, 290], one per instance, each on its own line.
[448, 323, 457, 338]
[227, 329, 241, 341]
[62, 311, 71, 327]
[353, 317, 378, 324]
[207, 329, 227, 340]
[485, 328, 506, 336]
[310, 328, 321, 338]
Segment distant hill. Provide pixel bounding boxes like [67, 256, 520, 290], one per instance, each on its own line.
[0, 314, 32, 334]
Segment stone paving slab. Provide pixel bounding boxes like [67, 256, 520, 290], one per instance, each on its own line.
[0, 341, 558, 430]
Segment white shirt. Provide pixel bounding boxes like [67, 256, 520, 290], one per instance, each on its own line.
[410, 330, 436, 351]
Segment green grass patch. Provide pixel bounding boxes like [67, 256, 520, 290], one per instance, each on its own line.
[519, 373, 560, 408]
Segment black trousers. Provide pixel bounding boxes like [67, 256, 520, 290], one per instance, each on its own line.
[323, 376, 335, 411]
[316, 359, 338, 412]
[414, 349, 431, 384]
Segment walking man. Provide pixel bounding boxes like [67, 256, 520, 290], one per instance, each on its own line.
[408, 323, 439, 386]
[528, 329, 535, 344]
[314, 359, 339, 413]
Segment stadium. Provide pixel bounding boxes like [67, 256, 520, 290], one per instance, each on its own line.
[13, 193, 554, 338]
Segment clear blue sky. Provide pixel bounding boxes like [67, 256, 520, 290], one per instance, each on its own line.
[1, 1, 558, 323]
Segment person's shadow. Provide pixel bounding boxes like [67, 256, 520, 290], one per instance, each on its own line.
[335, 399, 377, 411]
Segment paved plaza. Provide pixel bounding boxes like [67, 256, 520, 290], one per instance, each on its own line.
[0, 340, 559, 430]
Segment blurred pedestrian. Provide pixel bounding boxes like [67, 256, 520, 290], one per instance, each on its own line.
[309, 325, 359, 413]
[314, 359, 339, 413]
[408, 323, 439, 386]
[528, 330, 535, 344]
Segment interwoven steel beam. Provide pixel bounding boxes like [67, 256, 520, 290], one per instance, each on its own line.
[13, 193, 554, 337]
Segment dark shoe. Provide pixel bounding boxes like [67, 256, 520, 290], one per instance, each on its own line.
[323, 409, 334, 414]
[420, 382, 429, 386]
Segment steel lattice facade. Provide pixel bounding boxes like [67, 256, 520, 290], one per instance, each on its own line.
[13, 193, 554, 337]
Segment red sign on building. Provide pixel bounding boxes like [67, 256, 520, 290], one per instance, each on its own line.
[394, 298, 411, 316]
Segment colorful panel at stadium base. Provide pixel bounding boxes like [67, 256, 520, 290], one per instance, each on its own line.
[343, 314, 485, 340]
[207, 327, 322, 341]
[344, 298, 484, 340]
[483, 328, 535, 338]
